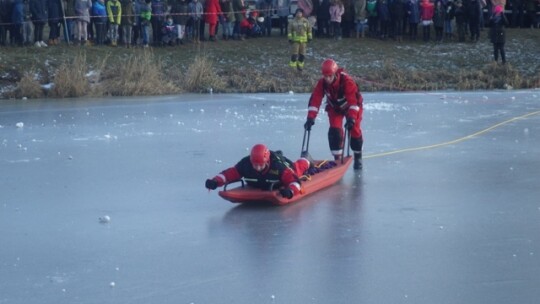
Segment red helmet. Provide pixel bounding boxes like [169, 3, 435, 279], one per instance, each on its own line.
[250, 144, 270, 171]
[321, 59, 338, 76]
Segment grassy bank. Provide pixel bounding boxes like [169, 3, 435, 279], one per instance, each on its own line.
[1, 28, 539, 99]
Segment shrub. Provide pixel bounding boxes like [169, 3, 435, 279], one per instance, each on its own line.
[49, 52, 91, 98]
[14, 70, 44, 99]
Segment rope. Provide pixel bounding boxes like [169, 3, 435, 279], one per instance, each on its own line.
[364, 109, 540, 159]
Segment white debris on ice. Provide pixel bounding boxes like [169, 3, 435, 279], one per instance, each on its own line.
[99, 215, 111, 224]
[16, 122, 24, 128]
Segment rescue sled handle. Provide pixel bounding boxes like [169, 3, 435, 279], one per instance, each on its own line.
[300, 129, 311, 157]
[222, 179, 280, 192]
[341, 128, 351, 164]
[223, 180, 245, 191]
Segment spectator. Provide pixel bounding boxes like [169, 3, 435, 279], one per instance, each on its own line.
[377, 0, 390, 39]
[408, 0, 420, 40]
[63, 0, 76, 43]
[433, 0, 445, 42]
[353, 0, 367, 38]
[232, 0, 246, 40]
[240, 10, 263, 37]
[275, 0, 291, 36]
[30, 0, 48, 47]
[390, 0, 407, 42]
[220, 0, 235, 40]
[12, 0, 25, 46]
[48, 0, 63, 45]
[161, 15, 177, 44]
[151, 0, 168, 45]
[330, 0, 345, 39]
[298, 0, 314, 16]
[170, 0, 189, 43]
[92, 0, 107, 45]
[489, 4, 509, 63]
[366, 0, 378, 37]
[120, 0, 134, 47]
[467, 0, 481, 42]
[107, 0, 122, 46]
[189, 0, 203, 43]
[205, 0, 222, 41]
[256, 0, 273, 36]
[23, 0, 34, 45]
[138, 0, 152, 47]
[444, 0, 455, 40]
[0, 0, 13, 46]
[341, 0, 354, 37]
[453, 0, 467, 41]
[511, 0, 524, 27]
[419, 0, 434, 41]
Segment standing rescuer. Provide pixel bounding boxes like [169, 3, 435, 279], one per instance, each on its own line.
[287, 8, 312, 71]
[304, 58, 364, 170]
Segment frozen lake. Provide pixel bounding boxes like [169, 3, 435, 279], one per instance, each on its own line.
[1, 90, 540, 304]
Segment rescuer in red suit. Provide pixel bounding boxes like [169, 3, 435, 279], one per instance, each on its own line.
[205, 144, 313, 199]
[304, 58, 364, 170]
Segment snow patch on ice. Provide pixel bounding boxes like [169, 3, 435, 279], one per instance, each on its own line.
[364, 102, 399, 112]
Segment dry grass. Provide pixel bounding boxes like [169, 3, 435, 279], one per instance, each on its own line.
[1, 28, 539, 99]
[183, 55, 226, 93]
[14, 70, 44, 99]
[48, 52, 92, 98]
[100, 50, 181, 96]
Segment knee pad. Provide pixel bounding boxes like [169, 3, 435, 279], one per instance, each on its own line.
[328, 127, 343, 152]
[351, 136, 363, 153]
[298, 54, 305, 62]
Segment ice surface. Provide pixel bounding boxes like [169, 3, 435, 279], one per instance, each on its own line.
[1, 91, 540, 304]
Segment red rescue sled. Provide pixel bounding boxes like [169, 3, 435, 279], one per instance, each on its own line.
[218, 156, 353, 205]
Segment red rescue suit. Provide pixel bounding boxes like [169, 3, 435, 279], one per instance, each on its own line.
[211, 151, 310, 196]
[307, 68, 364, 157]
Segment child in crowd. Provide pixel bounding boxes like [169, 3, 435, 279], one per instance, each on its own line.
[92, 0, 107, 45]
[329, 0, 344, 40]
[107, 0, 121, 46]
[161, 15, 177, 45]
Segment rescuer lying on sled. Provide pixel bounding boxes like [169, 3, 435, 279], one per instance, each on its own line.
[205, 144, 314, 199]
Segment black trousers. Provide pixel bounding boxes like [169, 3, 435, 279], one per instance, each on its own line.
[493, 42, 506, 63]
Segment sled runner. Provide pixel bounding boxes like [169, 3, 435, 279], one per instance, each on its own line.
[218, 156, 352, 205]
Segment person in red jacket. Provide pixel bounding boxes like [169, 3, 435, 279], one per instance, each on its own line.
[419, 0, 434, 42]
[205, 144, 313, 199]
[205, 0, 222, 41]
[304, 58, 364, 170]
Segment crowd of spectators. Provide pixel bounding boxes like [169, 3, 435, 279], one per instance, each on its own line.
[0, 0, 538, 47]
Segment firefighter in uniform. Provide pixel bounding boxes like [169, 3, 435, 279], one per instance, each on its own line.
[287, 8, 312, 71]
[304, 59, 364, 170]
[205, 144, 313, 199]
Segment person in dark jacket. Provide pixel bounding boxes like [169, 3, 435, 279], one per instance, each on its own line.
[453, 0, 467, 41]
[205, 144, 313, 200]
[467, 0, 481, 41]
[170, 0, 189, 43]
[12, 0, 25, 46]
[489, 4, 509, 64]
[1, 0, 14, 45]
[30, 0, 48, 47]
[48, 0, 63, 45]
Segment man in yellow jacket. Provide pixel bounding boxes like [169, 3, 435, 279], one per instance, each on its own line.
[287, 8, 312, 71]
